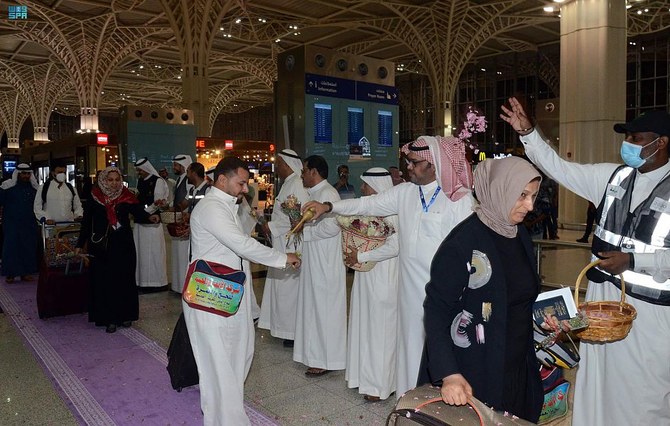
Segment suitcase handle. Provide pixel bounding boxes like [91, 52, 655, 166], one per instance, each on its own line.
[414, 397, 484, 426]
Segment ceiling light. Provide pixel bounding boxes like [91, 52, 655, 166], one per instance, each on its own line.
[235, 18, 241, 24]
[544, 6, 554, 12]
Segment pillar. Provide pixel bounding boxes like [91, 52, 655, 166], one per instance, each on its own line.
[558, 0, 627, 227]
[182, 66, 210, 137]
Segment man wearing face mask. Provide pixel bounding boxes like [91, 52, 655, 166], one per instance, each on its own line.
[34, 162, 83, 224]
[501, 97, 670, 426]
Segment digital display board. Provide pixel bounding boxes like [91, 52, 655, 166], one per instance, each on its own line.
[314, 103, 333, 144]
[378, 110, 393, 147]
[347, 107, 364, 146]
[3, 160, 17, 174]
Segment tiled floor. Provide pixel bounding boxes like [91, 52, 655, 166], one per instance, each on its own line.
[0, 229, 591, 425]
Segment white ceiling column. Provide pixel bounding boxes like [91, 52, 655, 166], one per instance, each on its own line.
[557, 0, 627, 225]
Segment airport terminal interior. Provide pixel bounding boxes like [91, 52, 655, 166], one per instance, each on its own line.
[0, 1, 669, 425]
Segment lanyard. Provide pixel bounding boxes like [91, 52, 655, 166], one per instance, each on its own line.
[420, 186, 441, 212]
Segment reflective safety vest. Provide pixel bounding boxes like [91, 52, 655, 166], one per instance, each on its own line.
[187, 183, 210, 213]
[588, 165, 670, 305]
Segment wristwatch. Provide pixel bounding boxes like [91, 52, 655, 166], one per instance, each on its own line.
[324, 201, 333, 213]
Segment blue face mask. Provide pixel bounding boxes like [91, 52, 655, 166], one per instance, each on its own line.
[620, 137, 660, 168]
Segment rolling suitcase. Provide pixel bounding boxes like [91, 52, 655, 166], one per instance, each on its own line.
[166, 313, 199, 391]
[387, 384, 535, 426]
[36, 223, 89, 319]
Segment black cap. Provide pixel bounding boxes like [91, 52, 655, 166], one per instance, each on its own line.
[614, 110, 670, 136]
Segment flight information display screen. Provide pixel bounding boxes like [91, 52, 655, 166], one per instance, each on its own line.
[347, 107, 364, 145]
[314, 103, 333, 144]
[378, 110, 393, 147]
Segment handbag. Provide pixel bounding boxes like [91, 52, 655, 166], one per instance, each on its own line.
[538, 366, 570, 424]
[533, 322, 580, 369]
[182, 259, 246, 317]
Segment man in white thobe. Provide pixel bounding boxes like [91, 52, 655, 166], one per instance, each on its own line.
[258, 149, 309, 347]
[293, 155, 347, 376]
[133, 157, 169, 289]
[501, 97, 670, 426]
[306, 136, 474, 396]
[34, 162, 84, 224]
[169, 154, 193, 292]
[183, 157, 300, 426]
[344, 167, 399, 401]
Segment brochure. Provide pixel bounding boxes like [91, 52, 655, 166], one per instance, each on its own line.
[533, 287, 578, 326]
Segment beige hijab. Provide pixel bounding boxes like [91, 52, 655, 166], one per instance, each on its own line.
[474, 157, 540, 238]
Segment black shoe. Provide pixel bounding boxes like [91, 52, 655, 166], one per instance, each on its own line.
[121, 321, 132, 328]
[576, 237, 589, 243]
[106, 324, 117, 333]
[282, 339, 294, 348]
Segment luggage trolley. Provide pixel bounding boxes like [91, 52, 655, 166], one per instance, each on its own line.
[36, 222, 89, 319]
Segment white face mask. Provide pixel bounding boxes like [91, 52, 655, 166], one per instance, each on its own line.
[55, 173, 66, 183]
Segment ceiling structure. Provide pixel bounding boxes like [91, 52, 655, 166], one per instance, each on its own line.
[0, 0, 667, 142]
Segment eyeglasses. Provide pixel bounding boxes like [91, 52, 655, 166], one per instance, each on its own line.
[404, 158, 428, 167]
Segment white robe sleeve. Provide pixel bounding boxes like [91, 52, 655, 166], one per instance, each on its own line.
[72, 190, 84, 217]
[331, 184, 403, 217]
[357, 232, 399, 263]
[520, 129, 620, 205]
[201, 202, 287, 269]
[33, 184, 46, 221]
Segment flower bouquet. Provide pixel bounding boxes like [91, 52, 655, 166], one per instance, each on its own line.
[337, 215, 395, 272]
[281, 194, 304, 250]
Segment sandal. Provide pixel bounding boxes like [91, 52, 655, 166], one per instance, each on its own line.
[304, 368, 330, 377]
[364, 395, 381, 403]
[5, 277, 15, 283]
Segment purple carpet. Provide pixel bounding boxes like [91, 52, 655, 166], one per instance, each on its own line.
[0, 279, 278, 425]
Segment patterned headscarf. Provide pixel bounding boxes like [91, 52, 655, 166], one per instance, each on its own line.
[401, 135, 473, 201]
[92, 167, 138, 226]
[473, 157, 540, 238]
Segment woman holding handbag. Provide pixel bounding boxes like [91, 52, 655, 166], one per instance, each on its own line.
[76, 166, 159, 333]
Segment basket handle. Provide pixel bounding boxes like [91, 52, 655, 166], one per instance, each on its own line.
[414, 397, 484, 426]
[574, 259, 627, 305]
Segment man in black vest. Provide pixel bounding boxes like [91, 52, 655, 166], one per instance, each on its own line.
[501, 98, 670, 426]
[172, 154, 192, 212]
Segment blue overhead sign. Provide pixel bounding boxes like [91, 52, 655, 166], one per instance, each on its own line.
[305, 74, 355, 100]
[356, 81, 398, 105]
[305, 73, 398, 105]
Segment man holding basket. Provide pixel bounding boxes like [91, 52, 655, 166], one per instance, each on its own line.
[501, 97, 670, 426]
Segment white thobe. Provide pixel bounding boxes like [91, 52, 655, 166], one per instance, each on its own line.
[133, 178, 169, 288]
[332, 181, 474, 397]
[183, 187, 287, 426]
[258, 173, 310, 339]
[33, 181, 84, 222]
[520, 129, 670, 426]
[345, 214, 399, 400]
[293, 179, 347, 370]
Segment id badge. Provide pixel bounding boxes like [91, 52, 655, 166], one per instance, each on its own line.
[606, 184, 625, 200]
[650, 197, 670, 214]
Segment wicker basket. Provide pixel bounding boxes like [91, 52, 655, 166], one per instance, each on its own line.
[160, 211, 183, 224]
[340, 227, 386, 272]
[573, 260, 637, 343]
[161, 211, 190, 239]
